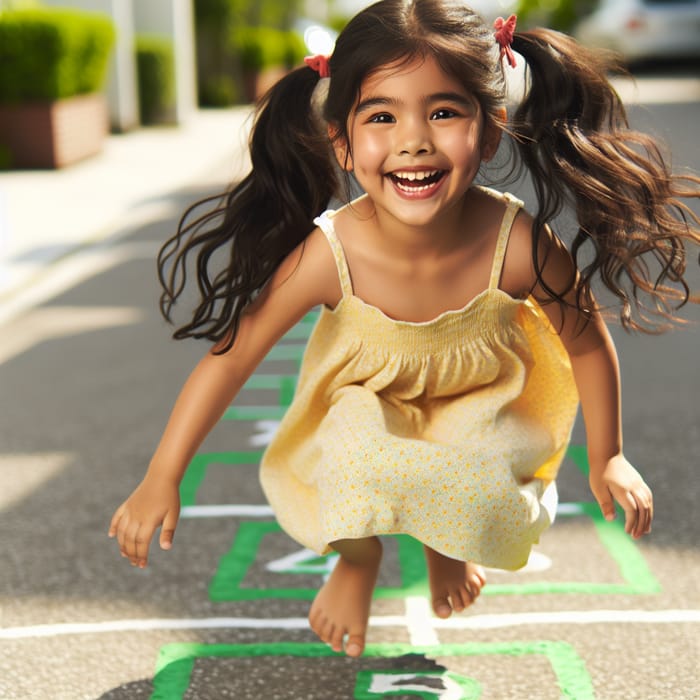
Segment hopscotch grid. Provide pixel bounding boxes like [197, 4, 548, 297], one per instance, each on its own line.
[145, 314, 663, 698]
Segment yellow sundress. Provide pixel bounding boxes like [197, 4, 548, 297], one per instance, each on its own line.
[260, 189, 579, 570]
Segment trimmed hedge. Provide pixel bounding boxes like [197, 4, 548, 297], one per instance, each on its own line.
[230, 26, 306, 72]
[136, 35, 175, 125]
[0, 7, 115, 103]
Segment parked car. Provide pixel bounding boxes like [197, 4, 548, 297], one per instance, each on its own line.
[573, 0, 700, 63]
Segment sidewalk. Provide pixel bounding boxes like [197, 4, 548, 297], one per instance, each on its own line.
[0, 106, 253, 322]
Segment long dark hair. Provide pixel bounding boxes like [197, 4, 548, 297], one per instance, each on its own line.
[159, 0, 699, 351]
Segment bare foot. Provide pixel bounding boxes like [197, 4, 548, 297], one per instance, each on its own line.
[309, 537, 382, 657]
[424, 546, 486, 619]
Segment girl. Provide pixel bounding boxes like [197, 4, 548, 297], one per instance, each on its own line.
[109, 0, 699, 658]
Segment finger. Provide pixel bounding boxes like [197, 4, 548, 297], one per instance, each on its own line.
[124, 521, 142, 566]
[160, 510, 179, 551]
[135, 524, 155, 568]
[108, 504, 126, 537]
[630, 492, 645, 538]
[621, 491, 639, 536]
[596, 489, 616, 522]
[634, 489, 653, 537]
[116, 517, 131, 558]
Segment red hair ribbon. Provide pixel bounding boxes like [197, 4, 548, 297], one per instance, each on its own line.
[494, 14, 517, 68]
[304, 54, 331, 78]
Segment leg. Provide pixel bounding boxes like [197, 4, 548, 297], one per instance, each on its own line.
[309, 536, 382, 657]
[423, 545, 486, 619]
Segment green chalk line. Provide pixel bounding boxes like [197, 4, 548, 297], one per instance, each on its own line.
[265, 344, 307, 361]
[223, 405, 287, 420]
[206, 504, 660, 601]
[150, 641, 595, 700]
[179, 452, 263, 508]
[209, 527, 427, 601]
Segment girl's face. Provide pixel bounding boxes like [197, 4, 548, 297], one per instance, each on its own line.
[334, 54, 501, 230]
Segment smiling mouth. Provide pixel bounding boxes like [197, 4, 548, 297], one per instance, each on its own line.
[388, 169, 447, 192]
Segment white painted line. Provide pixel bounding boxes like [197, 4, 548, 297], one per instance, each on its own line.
[180, 503, 587, 519]
[0, 617, 309, 640]
[556, 503, 587, 516]
[405, 596, 440, 646]
[180, 505, 274, 518]
[432, 609, 700, 630]
[2, 609, 697, 641]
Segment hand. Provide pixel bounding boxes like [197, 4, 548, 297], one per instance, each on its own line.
[108, 474, 181, 568]
[589, 454, 653, 539]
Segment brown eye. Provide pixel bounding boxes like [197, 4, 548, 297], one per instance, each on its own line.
[431, 109, 457, 120]
[368, 113, 395, 124]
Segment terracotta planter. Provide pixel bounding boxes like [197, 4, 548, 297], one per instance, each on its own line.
[0, 93, 108, 169]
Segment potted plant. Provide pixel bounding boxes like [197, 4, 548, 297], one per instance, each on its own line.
[0, 6, 115, 169]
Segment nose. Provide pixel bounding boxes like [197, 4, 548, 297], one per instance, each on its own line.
[395, 117, 434, 156]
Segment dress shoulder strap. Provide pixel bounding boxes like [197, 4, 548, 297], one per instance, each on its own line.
[314, 211, 354, 297]
[488, 192, 524, 290]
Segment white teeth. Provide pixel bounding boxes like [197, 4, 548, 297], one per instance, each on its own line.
[393, 169, 439, 181]
[395, 181, 434, 192]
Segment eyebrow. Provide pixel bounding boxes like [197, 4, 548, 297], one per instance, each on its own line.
[355, 91, 475, 114]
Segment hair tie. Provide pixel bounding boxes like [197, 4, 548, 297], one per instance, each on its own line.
[494, 15, 517, 68]
[304, 54, 331, 78]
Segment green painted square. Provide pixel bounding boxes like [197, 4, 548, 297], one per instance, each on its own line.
[179, 452, 263, 508]
[150, 641, 595, 700]
[209, 524, 427, 601]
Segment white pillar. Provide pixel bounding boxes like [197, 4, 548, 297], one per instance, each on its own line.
[132, 0, 197, 124]
[41, 0, 139, 132]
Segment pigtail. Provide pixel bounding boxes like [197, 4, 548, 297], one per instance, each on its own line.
[158, 66, 338, 353]
[511, 28, 700, 331]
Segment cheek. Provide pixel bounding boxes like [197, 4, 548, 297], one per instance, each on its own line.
[352, 133, 387, 173]
[441, 127, 484, 168]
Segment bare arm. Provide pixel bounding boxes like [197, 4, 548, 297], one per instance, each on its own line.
[504, 213, 653, 538]
[109, 228, 341, 566]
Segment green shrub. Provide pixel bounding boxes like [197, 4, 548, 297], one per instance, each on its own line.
[231, 26, 306, 71]
[199, 74, 240, 106]
[136, 34, 175, 124]
[516, 0, 598, 32]
[0, 7, 115, 103]
[0, 141, 13, 170]
[193, 0, 234, 26]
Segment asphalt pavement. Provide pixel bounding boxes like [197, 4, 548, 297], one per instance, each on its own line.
[1, 77, 699, 700]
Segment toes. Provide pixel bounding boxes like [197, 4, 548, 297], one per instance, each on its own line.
[466, 578, 481, 600]
[345, 632, 365, 657]
[309, 609, 330, 644]
[432, 596, 453, 619]
[452, 587, 474, 612]
[469, 564, 487, 586]
[329, 626, 345, 653]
